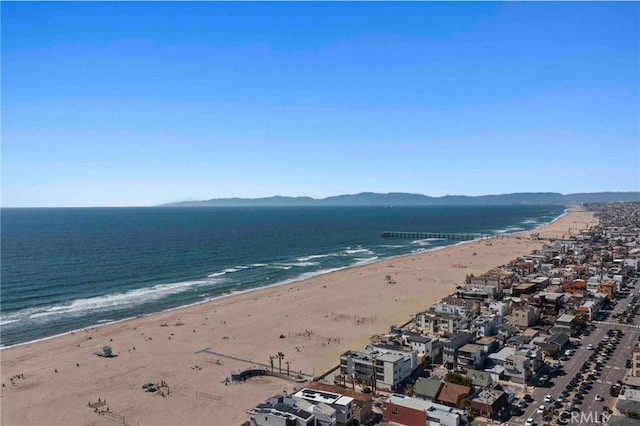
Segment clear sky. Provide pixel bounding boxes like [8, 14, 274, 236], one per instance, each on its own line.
[2, 2, 639, 207]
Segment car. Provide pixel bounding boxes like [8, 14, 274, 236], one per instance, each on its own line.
[558, 412, 572, 425]
[525, 418, 536, 426]
[595, 394, 604, 401]
[544, 394, 553, 403]
[588, 344, 594, 350]
[537, 405, 545, 414]
[517, 399, 528, 408]
[523, 394, 533, 402]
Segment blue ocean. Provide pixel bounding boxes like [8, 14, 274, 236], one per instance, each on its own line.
[0, 205, 565, 347]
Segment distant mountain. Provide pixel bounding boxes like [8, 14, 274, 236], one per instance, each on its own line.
[161, 191, 640, 207]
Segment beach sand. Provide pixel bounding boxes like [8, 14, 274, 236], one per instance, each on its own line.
[0, 208, 598, 426]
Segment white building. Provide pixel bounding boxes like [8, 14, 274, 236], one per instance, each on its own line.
[250, 403, 315, 426]
[294, 388, 354, 425]
[340, 345, 417, 391]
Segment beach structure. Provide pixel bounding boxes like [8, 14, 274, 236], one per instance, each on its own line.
[95, 346, 114, 357]
[380, 231, 486, 241]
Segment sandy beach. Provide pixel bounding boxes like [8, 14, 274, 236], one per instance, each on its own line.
[0, 208, 598, 426]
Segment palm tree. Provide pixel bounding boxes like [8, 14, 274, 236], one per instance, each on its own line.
[277, 352, 284, 374]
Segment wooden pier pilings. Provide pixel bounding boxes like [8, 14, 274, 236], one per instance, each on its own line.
[380, 231, 487, 241]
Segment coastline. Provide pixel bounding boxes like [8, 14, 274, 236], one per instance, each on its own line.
[0, 207, 598, 426]
[0, 207, 567, 351]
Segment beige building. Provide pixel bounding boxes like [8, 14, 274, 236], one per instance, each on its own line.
[508, 306, 538, 328]
[632, 348, 640, 377]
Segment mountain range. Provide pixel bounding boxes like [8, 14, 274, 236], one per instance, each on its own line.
[161, 191, 640, 207]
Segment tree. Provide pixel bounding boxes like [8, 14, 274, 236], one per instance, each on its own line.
[574, 311, 590, 329]
[277, 352, 285, 374]
[404, 383, 414, 397]
[444, 372, 473, 388]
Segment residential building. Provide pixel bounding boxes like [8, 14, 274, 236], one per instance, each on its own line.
[382, 394, 467, 426]
[468, 384, 509, 420]
[307, 382, 373, 426]
[403, 333, 441, 364]
[551, 314, 580, 337]
[466, 369, 493, 388]
[294, 388, 354, 425]
[249, 398, 316, 426]
[415, 310, 469, 337]
[413, 377, 443, 402]
[339, 345, 417, 391]
[530, 292, 564, 316]
[442, 332, 473, 368]
[489, 301, 508, 316]
[578, 299, 601, 320]
[488, 347, 516, 368]
[507, 306, 538, 328]
[632, 348, 640, 377]
[537, 333, 570, 356]
[503, 346, 543, 384]
[436, 382, 472, 408]
[470, 314, 501, 337]
[456, 343, 486, 371]
[475, 336, 500, 355]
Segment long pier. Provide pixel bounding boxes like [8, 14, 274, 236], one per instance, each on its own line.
[380, 231, 488, 241]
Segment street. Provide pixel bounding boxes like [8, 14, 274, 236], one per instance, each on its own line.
[507, 288, 639, 425]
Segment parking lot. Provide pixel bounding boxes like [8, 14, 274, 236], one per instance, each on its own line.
[506, 287, 640, 425]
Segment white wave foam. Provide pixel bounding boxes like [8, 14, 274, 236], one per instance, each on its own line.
[521, 219, 538, 224]
[343, 248, 374, 255]
[353, 256, 379, 266]
[296, 253, 337, 262]
[278, 261, 320, 267]
[11, 278, 222, 322]
[269, 265, 293, 270]
[0, 319, 20, 326]
[207, 267, 240, 277]
[494, 226, 525, 234]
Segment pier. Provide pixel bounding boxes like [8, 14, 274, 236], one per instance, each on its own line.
[380, 231, 488, 241]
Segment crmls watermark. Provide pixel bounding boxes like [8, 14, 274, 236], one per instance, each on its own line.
[564, 411, 610, 424]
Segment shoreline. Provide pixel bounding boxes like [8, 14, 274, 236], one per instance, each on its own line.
[0, 208, 565, 351]
[0, 207, 597, 426]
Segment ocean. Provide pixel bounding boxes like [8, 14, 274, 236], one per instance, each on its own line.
[0, 205, 565, 347]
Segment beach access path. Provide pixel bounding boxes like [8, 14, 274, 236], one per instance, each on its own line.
[0, 208, 598, 426]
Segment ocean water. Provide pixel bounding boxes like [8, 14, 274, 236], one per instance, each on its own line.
[0, 205, 565, 347]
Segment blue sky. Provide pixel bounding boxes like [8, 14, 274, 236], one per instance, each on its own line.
[2, 2, 639, 207]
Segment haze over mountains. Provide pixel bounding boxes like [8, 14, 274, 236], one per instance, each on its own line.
[162, 192, 640, 207]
